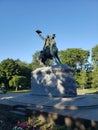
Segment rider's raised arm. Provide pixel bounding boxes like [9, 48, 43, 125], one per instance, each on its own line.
[35, 30, 45, 41]
[38, 33, 45, 41]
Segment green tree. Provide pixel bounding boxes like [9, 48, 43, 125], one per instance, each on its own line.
[0, 63, 7, 85]
[0, 59, 32, 89]
[0, 58, 21, 87]
[86, 71, 92, 88]
[91, 66, 98, 88]
[16, 59, 32, 87]
[0, 58, 20, 80]
[9, 75, 28, 91]
[92, 44, 98, 66]
[76, 69, 88, 89]
[59, 48, 90, 70]
[32, 51, 41, 70]
[16, 60, 31, 78]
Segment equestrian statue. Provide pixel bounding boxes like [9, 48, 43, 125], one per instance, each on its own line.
[35, 30, 61, 66]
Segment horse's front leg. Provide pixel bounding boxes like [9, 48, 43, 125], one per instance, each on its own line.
[56, 54, 61, 64]
[53, 53, 61, 65]
[38, 51, 46, 66]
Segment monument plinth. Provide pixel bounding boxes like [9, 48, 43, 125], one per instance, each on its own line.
[31, 64, 77, 97]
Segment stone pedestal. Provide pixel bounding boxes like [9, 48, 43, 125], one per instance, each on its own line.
[31, 64, 77, 97]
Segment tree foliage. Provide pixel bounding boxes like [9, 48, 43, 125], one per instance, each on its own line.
[0, 64, 6, 85]
[0, 58, 32, 89]
[0, 58, 21, 86]
[16, 59, 32, 78]
[16, 60, 32, 87]
[9, 75, 28, 91]
[32, 51, 41, 70]
[59, 48, 90, 70]
[91, 66, 98, 88]
[76, 69, 88, 89]
[0, 58, 20, 80]
[92, 44, 98, 66]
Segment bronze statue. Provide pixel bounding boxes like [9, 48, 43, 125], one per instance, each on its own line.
[36, 30, 61, 66]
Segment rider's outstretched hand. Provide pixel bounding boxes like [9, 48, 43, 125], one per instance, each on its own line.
[36, 30, 42, 34]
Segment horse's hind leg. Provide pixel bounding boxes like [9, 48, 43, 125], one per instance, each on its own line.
[38, 56, 45, 66]
[39, 60, 45, 66]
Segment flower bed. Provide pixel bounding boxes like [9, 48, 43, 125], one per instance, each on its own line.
[0, 110, 72, 130]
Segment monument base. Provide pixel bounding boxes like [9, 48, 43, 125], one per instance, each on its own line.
[0, 92, 98, 130]
[31, 64, 77, 97]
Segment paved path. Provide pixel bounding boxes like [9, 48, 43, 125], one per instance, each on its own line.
[0, 92, 98, 121]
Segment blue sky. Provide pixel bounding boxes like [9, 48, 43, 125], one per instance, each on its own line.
[0, 0, 98, 63]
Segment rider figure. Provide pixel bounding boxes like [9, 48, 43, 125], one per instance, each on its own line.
[36, 30, 61, 65]
[49, 34, 58, 55]
[49, 34, 61, 64]
[36, 30, 50, 56]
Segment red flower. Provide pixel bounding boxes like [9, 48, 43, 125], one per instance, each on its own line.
[17, 122, 28, 128]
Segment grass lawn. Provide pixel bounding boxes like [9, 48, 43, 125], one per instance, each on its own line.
[9, 88, 98, 95]
[9, 89, 31, 93]
[77, 88, 98, 94]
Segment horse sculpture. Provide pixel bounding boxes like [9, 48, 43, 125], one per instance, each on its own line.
[38, 46, 61, 66]
[36, 30, 61, 66]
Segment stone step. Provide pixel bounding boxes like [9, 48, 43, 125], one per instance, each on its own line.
[10, 110, 27, 116]
[14, 107, 26, 112]
[10, 105, 28, 116]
